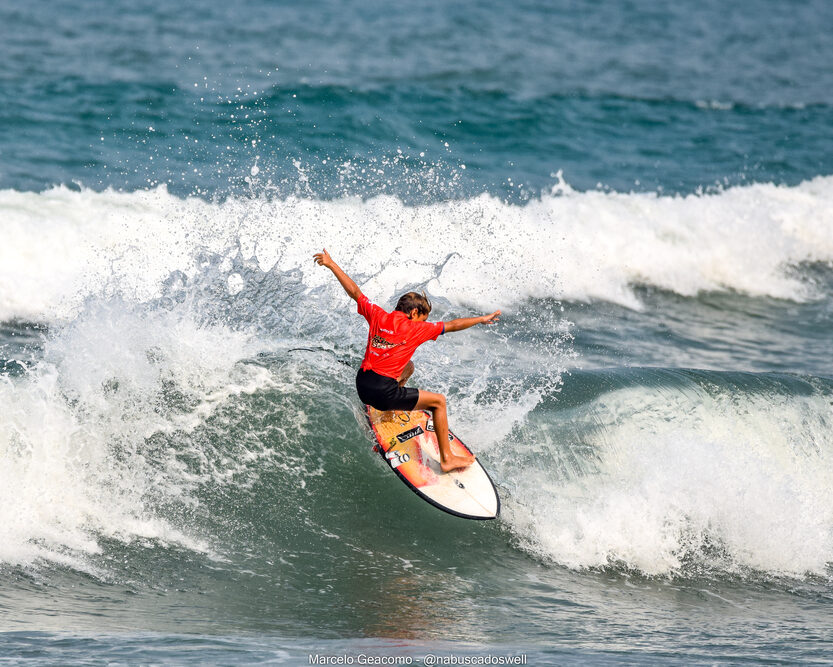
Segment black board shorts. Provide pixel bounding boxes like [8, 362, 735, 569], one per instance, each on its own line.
[356, 368, 420, 411]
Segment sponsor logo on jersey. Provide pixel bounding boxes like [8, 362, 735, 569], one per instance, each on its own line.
[370, 334, 402, 350]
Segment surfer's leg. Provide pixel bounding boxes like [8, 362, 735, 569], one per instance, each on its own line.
[397, 361, 414, 387]
[413, 391, 475, 472]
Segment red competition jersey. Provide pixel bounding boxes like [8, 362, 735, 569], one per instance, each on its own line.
[357, 294, 444, 379]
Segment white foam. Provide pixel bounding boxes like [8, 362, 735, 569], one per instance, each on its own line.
[0, 298, 272, 568]
[502, 384, 833, 577]
[1, 176, 832, 321]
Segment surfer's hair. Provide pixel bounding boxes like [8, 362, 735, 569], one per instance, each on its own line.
[395, 291, 432, 317]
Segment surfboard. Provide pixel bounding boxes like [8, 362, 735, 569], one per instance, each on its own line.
[364, 405, 500, 520]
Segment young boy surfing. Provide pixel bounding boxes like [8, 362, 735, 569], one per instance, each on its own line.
[313, 249, 500, 472]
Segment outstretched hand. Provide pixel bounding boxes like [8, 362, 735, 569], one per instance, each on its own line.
[313, 249, 333, 268]
[481, 310, 501, 325]
[312, 248, 362, 301]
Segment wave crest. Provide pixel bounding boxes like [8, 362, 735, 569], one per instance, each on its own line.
[0, 176, 831, 322]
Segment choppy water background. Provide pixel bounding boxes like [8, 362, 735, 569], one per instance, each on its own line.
[1, 0, 833, 663]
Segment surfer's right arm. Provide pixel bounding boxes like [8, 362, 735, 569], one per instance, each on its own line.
[313, 249, 363, 302]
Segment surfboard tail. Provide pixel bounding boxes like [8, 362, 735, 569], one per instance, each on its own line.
[364, 405, 500, 520]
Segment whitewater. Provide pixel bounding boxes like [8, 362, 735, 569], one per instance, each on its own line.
[2, 175, 832, 322]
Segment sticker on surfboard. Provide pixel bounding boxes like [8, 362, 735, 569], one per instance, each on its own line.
[364, 405, 500, 520]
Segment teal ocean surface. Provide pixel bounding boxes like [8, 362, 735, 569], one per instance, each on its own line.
[2, 0, 833, 664]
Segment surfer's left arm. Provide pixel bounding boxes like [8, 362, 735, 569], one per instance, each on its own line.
[313, 249, 363, 302]
[443, 310, 501, 333]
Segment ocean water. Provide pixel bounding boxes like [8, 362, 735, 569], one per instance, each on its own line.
[2, 0, 833, 663]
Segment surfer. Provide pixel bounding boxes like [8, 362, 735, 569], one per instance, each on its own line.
[314, 249, 500, 471]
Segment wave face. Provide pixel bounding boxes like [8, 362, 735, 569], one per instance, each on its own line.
[1, 178, 832, 585]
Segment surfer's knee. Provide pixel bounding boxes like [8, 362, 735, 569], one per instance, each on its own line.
[416, 390, 446, 411]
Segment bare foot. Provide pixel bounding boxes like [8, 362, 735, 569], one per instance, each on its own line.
[440, 452, 476, 473]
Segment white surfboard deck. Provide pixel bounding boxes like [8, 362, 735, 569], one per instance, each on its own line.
[365, 405, 500, 520]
